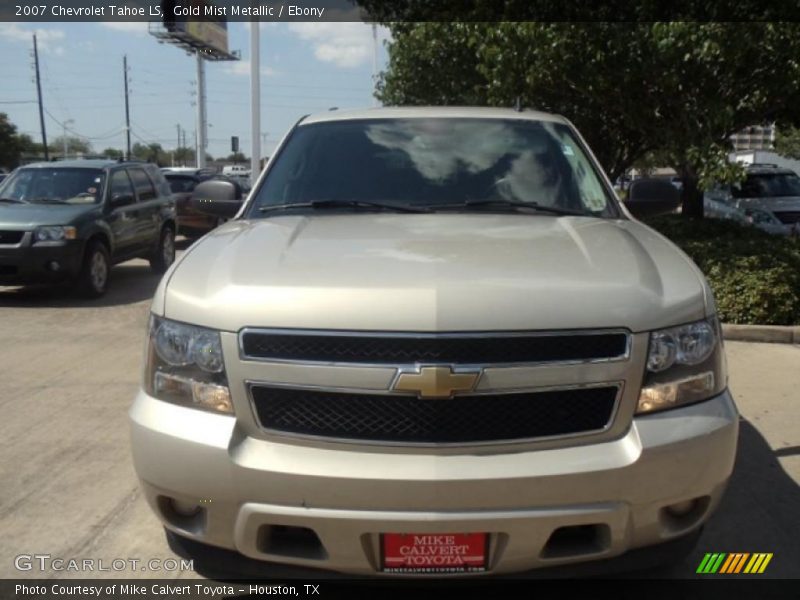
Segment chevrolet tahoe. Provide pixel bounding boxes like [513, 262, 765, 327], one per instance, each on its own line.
[129, 107, 738, 576]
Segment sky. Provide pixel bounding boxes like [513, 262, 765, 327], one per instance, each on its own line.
[0, 21, 390, 160]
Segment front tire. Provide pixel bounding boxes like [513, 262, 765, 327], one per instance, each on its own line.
[76, 241, 110, 298]
[150, 226, 175, 274]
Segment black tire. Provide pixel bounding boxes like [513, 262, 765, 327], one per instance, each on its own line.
[76, 241, 110, 298]
[150, 226, 176, 274]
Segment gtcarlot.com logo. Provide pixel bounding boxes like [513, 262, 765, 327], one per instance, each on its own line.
[696, 552, 773, 574]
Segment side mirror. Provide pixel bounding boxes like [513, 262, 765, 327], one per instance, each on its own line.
[110, 193, 135, 208]
[625, 178, 681, 218]
[190, 180, 242, 219]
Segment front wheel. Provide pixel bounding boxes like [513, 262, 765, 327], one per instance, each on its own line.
[150, 226, 175, 274]
[76, 241, 110, 298]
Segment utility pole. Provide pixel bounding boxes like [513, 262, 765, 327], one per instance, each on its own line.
[32, 34, 48, 160]
[195, 53, 207, 168]
[250, 21, 261, 185]
[123, 55, 131, 160]
[176, 123, 181, 152]
[62, 119, 74, 158]
[372, 24, 379, 107]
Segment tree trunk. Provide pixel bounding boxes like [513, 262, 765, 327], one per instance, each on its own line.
[679, 165, 704, 219]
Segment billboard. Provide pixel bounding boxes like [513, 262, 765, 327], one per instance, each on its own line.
[159, 0, 233, 59]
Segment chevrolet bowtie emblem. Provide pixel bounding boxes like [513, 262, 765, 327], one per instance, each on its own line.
[393, 366, 481, 399]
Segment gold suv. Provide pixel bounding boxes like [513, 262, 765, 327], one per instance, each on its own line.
[130, 107, 738, 576]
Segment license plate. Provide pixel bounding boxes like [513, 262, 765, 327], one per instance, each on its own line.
[381, 533, 488, 574]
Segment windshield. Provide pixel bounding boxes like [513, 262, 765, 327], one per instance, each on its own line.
[0, 167, 105, 204]
[248, 118, 618, 218]
[734, 173, 800, 198]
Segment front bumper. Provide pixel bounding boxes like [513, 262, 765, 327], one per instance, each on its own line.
[130, 389, 738, 576]
[0, 234, 83, 284]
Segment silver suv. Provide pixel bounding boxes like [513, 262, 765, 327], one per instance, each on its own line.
[130, 107, 738, 576]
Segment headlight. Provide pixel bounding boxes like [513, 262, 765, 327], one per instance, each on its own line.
[637, 317, 726, 415]
[144, 315, 233, 414]
[34, 226, 77, 242]
[646, 319, 716, 372]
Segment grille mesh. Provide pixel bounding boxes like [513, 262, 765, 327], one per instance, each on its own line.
[241, 331, 628, 364]
[0, 231, 24, 245]
[251, 385, 619, 444]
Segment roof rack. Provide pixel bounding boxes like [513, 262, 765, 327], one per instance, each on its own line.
[747, 163, 780, 168]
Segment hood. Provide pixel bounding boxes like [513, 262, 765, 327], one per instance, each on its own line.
[159, 214, 709, 333]
[0, 202, 98, 228]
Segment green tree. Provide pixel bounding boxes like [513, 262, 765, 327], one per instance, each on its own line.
[227, 152, 247, 163]
[376, 22, 800, 217]
[0, 113, 23, 169]
[101, 147, 124, 160]
[173, 146, 195, 165]
[17, 133, 44, 156]
[774, 125, 800, 160]
[131, 142, 169, 165]
[50, 135, 92, 157]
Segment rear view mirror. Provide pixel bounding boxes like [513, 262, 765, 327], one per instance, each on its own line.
[190, 180, 243, 219]
[625, 179, 681, 219]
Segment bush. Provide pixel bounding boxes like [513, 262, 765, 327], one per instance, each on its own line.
[645, 215, 800, 325]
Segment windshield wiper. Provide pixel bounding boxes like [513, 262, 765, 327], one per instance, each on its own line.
[0, 197, 27, 204]
[258, 199, 431, 214]
[428, 198, 588, 217]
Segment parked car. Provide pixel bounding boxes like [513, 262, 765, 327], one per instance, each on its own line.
[711, 164, 800, 229]
[704, 184, 794, 236]
[162, 169, 247, 238]
[222, 164, 250, 177]
[130, 107, 736, 577]
[0, 159, 176, 296]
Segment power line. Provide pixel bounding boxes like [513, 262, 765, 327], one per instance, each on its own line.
[43, 108, 125, 140]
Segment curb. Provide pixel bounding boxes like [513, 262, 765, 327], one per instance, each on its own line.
[722, 323, 800, 344]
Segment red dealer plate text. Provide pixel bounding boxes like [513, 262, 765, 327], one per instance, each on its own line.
[381, 533, 488, 574]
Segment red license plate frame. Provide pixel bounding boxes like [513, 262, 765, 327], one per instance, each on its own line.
[381, 532, 488, 574]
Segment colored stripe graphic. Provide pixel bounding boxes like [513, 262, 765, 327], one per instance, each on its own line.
[744, 553, 773, 574]
[720, 553, 749, 573]
[697, 553, 727, 574]
[733, 553, 750, 573]
[699, 552, 773, 574]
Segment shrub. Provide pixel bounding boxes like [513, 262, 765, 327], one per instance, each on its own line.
[645, 215, 800, 325]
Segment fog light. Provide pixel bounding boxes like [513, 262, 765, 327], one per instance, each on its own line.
[170, 499, 201, 517]
[48, 260, 61, 272]
[665, 499, 697, 517]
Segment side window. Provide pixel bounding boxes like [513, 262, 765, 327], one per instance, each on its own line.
[109, 170, 135, 201]
[128, 168, 157, 202]
[147, 166, 172, 197]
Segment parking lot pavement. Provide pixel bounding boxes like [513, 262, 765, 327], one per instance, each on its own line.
[0, 264, 798, 580]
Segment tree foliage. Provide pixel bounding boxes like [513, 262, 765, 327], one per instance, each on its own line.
[375, 22, 800, 217]
[774, 125, 800, 160]
[51, 135, 92, 157]
[0, 113, 24, 169]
